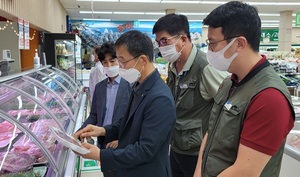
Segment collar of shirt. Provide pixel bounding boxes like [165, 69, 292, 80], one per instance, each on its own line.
[107, 75, 121, 86]
[170, 44, 197, 76]
[231, 55, 268, 85]
[133, 69, 156, 93]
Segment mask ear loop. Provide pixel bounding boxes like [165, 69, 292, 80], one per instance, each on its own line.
[132, 56, 141, 69]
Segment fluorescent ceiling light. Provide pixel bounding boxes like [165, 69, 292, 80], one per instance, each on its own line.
[80, 11, 113, 14]
[200, 1, 226, 4]
[114, 12, 144, 15]
[180, 12, 209, 16]
[121, 0, 161, 2]
[77, 0, 118, 2]
[261, 20, 279, 23]
[161, 1, 200, 4]
[83, 18, 111, 21]
[259, 13, 280, 17]
[145, 12, 165, 15]
[137, 19, 158, 21]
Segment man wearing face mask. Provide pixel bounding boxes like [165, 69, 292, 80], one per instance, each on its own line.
[153, 14, 228, 177]
[193, 1, 295, 177]
[88, 46, 107, 101]
[76, 42, 131, 177]
[74, 30, 176, 177]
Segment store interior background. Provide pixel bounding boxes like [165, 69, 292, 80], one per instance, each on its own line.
[0, 0, 300, 177]
[0, 0, 300, 74]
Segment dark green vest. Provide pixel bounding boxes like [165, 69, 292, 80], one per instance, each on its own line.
[201, 60, 295, 177]
[167, 50, 214, 155]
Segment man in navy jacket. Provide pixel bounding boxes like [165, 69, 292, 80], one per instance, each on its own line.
[74, 30, 176, 177]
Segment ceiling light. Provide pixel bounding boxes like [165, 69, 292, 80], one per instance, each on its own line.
[121, 0, 161, 2]
[261, 20, 279, 23]
[80, 11, 113, 14]
[145, 12, 165, 15]
[137, 19, 158, 21]
[113, 12, 145, 15]
[180, 12, 209, 16]
[161, 1, 200, 4]
[200, 1, 227, 4]
[83, 18, 111, 21]
[259, 13, 280, 17]
[77, 0, 119, 2]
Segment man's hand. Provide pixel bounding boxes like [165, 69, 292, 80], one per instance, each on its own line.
[73, 124, 106, 142]
[106, 140, 118, 149]
[77, 142, 101, 161]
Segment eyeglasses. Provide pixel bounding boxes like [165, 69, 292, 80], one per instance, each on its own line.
[117, 54, 141, 66]
[156, 35, 180, 47]
[206, 36, 238, 50]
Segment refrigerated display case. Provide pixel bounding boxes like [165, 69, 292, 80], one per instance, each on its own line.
[0, 65, 87, 177]
[44, 33, 82, 83]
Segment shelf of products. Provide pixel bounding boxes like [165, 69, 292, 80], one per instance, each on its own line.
[45, 33, 82, 83]
[0, 65, 87, 177]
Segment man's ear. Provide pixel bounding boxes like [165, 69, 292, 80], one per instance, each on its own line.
[236, 36, 247, 52]
[140, 54, 148, 65]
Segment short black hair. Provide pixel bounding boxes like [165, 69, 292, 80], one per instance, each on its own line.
[153, 13, 191, 40]
[115, 30, 154, 62]
[97, 42, 116, 62]
[203, 1, 261, 52]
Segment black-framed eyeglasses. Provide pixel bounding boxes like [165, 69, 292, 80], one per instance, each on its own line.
[156, 35, 180, 47]
[117, 54, 141, 65]
[205, 36, 239, 49]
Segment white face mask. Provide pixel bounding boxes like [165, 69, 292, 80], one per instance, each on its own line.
[103, 65, 119, 77]
[158, 38, 183, 63]
[207, 38, 239, 71]
[119, 58, 142, 83]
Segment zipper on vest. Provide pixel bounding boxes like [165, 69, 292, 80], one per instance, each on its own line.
[202, 84, 235, 174]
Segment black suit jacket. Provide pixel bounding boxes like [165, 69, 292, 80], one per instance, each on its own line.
[99, 69, 176, 177]
[79, 77, 131, 147]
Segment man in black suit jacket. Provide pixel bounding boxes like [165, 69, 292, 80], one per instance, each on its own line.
[74, 30, 176, 177]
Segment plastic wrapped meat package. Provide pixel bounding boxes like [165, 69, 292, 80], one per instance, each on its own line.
[0, 121, 21, 148]
[0, 152, 35, 174]
[287, 130, 300, 149]
[11, 120, 59, 163]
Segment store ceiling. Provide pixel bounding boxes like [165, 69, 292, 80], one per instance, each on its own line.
[60, 0, 300, 27]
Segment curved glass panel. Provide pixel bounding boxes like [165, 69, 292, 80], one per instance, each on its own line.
[27, 71, 78, 112]
[1, 77, 74, 130]
[43, 68, 82, 103]
[0, 111, 61, 175]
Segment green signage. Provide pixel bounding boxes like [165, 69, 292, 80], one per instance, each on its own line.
[296, 13, 300, 26]
[260, 29, 278, 42]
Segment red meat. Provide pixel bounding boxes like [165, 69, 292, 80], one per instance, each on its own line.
[0, 152, 35, 174]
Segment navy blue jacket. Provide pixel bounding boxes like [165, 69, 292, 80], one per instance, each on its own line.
[99, 69, 176, 177]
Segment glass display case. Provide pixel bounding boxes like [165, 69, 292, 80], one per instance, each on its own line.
[44, 33, 82, 83]
[0, 65, 86, 177]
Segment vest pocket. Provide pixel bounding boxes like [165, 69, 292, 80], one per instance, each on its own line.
[177, 82, 196, 110]
[205, 154, 233, 176]
[173, 120, 202, 150]
[215, 105, 241, 145]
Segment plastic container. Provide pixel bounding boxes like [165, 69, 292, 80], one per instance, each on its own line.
[34, 49, 40, 69]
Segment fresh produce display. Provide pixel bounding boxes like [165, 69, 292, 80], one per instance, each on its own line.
[278, 73, 299, 87]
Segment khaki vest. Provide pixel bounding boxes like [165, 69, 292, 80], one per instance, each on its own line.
[201, 60, 295, 177]
[167, 50, 214, 155]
